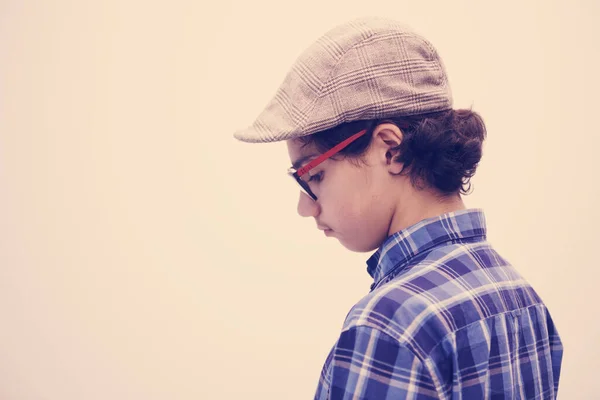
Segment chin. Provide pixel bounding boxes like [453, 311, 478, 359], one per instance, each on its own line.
[338, 238, 379, 253]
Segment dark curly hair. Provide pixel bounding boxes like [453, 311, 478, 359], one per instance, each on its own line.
[297, 109, 487, 196]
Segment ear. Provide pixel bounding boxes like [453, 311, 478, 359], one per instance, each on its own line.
[372, 123, 404, 174]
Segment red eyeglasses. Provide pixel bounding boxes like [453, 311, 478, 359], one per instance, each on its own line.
[287, 129, 368, 201]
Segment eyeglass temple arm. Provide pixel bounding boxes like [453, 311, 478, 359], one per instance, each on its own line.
[296, 129, 367, 176]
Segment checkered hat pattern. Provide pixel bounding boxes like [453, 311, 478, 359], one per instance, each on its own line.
[234, 17, 453, 143]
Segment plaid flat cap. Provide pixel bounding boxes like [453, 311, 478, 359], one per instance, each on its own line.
[233, 17, 453, 143]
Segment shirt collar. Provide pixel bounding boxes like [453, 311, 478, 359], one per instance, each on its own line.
[366, 208, 487, 287]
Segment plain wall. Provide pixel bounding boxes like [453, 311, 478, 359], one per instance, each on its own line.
[1, 0, 598, 398]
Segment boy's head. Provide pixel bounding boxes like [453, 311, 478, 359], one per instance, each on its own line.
[286, 111, 486, 252]
[234, 17, 486, 252]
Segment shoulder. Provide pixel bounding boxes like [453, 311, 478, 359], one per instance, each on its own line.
[342, 274, 447, 359]
[325, 324, 443, 399]
[344, 241, 541, 358]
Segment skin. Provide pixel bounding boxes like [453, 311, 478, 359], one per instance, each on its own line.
[286, 123, 467, 253]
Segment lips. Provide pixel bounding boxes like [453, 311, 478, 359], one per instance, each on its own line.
[317, 225, 334, 236]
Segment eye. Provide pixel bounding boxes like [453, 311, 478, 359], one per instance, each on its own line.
[307, 171, 324, 183]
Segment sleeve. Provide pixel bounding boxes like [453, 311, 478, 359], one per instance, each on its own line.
[325, 325, 442, 400]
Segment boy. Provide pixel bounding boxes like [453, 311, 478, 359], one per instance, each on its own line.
[234, 17, 562, 399]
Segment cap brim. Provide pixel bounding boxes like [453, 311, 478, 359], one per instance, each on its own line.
[233, 123, 308, 143]
[233, 126, 270, 143]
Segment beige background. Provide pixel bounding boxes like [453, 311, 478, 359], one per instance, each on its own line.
[1, 0, 598, 399]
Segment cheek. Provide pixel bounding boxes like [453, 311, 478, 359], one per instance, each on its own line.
[321, 165, 381, 224]
[331, 181, 376, 225]
[343, 176, 391, 236]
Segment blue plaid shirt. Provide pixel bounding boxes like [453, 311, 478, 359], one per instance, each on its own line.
[314, 209, 563, 399]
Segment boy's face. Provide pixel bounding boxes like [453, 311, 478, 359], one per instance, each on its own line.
[286, 126, 409, 252]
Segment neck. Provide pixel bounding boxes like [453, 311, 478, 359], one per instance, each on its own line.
[387, 189, 466, 236]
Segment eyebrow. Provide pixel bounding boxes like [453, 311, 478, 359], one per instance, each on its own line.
[291, 154, 318, 170]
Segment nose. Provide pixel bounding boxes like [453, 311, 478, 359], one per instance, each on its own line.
[297, 191, 320, 218]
